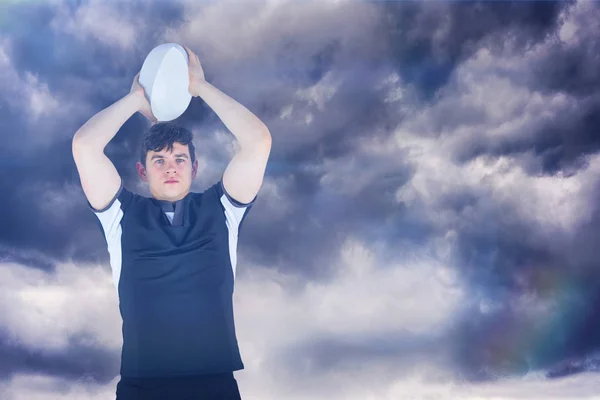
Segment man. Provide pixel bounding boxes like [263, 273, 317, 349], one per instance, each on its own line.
[72, 45, 271, 399]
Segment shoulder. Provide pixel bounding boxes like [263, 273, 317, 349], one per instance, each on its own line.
[189, 178, 256, 209]
[216, 178, 257, 208]
[88, 181, 145, 215]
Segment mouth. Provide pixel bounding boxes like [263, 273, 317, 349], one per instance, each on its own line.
[165, 180, 179, 184]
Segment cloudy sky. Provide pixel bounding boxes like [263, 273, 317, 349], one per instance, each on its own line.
[1, 0, 600, 398]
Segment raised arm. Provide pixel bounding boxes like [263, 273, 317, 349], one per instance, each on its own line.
[184, 45, 272, 205]
[72, 73, 156, 211]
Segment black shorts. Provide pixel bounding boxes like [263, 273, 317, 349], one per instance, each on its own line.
[115, 372, 241, 400]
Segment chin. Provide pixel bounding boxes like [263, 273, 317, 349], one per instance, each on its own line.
[163, 185, 188, 199]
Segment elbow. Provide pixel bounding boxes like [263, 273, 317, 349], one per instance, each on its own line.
[260, 128, 272, 144]
[72, 134, 89, 158]
[241, 128, 271, 151]
[72, 129, 89, 145]
[257, 131, 272, 151]
[72, 132, 90, 153]
[72, 130, 103, 152]
[72, 136, 100, 159]
[72, 132, 84, 149]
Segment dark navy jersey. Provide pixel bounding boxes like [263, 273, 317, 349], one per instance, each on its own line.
[88, 177, 256, 378]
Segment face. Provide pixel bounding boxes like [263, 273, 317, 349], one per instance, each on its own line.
[136, 142, 198, 202]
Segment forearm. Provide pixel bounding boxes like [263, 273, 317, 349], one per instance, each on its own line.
[73, 92, 143, 150]
[192, 81, 271, 149]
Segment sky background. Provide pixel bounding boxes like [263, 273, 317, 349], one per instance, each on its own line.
[0, 0, 600, 399]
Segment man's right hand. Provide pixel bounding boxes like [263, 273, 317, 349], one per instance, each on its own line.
[131, 71, 158, 124]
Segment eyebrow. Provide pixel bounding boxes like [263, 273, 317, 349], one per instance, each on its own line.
[151, 153, 190, 160]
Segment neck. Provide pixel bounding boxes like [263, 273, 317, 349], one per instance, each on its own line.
[151, 190, 189, 202]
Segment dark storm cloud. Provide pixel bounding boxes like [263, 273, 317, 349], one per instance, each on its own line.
[0, 135, 133, 264]
[0, 327, 118, 384]
[0, 244, 56, 272]
[4, 1, 186, 84]
[405, 1, 600, 379]
[444, 121, 600, 377]
[0, 1, 196, 266]
[239, 84, 417, 277]
[232, 0, 576, 281]
[315, 0, 600, 380]
[383, 1, 600, 177]
[0, 1, 579, 273]
[0, 0, 203, 156]
[382, 0, 568, 101]
[447, 181, 600, 377]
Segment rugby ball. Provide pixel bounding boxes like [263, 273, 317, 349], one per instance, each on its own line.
[139, 43, 192, 122]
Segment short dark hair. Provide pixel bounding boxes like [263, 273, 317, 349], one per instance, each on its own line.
[140, 122, 196, 167]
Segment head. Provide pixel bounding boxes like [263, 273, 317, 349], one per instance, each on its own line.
[136, 122, 198, 202]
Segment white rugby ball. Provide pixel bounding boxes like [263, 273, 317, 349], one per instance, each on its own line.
[139, 43, 192, 122]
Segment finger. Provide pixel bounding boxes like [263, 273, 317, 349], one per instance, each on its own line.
[183, 44, 194, 59]
[183, 44, 199, 64]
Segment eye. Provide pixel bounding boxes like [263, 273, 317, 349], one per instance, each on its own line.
[177, 159, 185, 163]
[155, 159, 164, 164]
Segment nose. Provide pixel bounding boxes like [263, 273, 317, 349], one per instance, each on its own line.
[165, 159, 178, 174]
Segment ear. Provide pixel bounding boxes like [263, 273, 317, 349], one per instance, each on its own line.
[191, 159, 198, 179]
[136, 161, 149, 182]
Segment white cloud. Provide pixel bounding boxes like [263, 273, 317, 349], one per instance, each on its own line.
[48, 0, 141, 52]
[0, 261, 121, 353]
[557, 0, 600, 47]
[295, 70, 341, 112]
[0, 37, 92, 148]
[0, 235, 463, 398]
[173, 0, 382, 67]
[3, 357, 600, 400]
[0, 39, 60, 121]
[23, 72, 60, 120]
[237, 236, 463, 339]
[0, 238, 596, 399]
[230, 236, 465, 396]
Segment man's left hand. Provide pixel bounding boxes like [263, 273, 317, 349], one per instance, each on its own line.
[183, 44, 206, 97]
